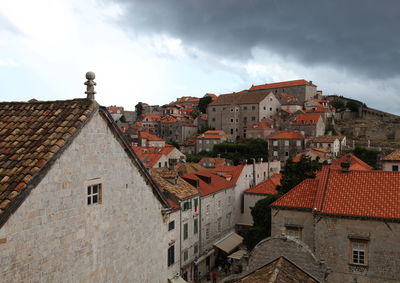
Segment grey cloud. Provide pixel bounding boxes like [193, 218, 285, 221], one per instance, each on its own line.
[112, 0, 400, 79]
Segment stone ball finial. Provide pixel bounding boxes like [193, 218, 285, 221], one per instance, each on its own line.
[85, 71, 96, 100]
[86, 71, 96, 80]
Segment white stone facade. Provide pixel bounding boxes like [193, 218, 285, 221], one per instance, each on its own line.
[0, 111, 173, 282]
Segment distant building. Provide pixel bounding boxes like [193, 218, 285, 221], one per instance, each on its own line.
[246, 122, 277, 140]
[330, 153, 372, 171]
[196, 130, 233, 153]
[198, 157, 233, 168]
[249, 79, 317, 103]
[138, 131, 166, 147]
[207, 91, 280, 140]
[267, 131, 306, 163]
[292, 148, 332, 163]
[288, 113, 325, 139]
[311, 135, 346, 157]
[132, 145, 186, 169]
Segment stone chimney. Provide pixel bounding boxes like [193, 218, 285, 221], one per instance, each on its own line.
[84, 71, 96, 100]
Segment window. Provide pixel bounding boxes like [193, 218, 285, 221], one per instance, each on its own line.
[273, 151, 278, 157]
[183, 223, 188, 240]
[244, 106, 247, 110]
[230, 119, 234, 123]
[393, 165, 399, 172]
[243, 117, 247, 121]
[251, 116, 256, 121]
[194, 198, 199, 212]
[194, 218, 198, 234]
[206, 140, 209, 144]
[286, 226, 302, 240]
[285, 151, 289, 157]
[269, 107, 272, 111]
[158, 162, 162, 167]
[212, 107, 216, 112]
[167, 245, 175, 266]
[206, 204, 210, 214]
[183, 201, 192, 211]
[87, 184, 101, 205]
[194, 244, 198, 254]
[252, 106, 256, 110]
[236, 119, 238, 123]
[206, 223, 210, 239]
[284, 140, 289, 146]
[230, 108, 234, 112]
[168, 221, 175, 231]
[351, 240, 367, 265]
[218, 200, 221, 208]
[217, 217, 222, 232]
[230, 129, 234, 134]
[296, 140, 302, 147]
[236, 108, 239, 112]
[183, 250, 188, 261]
[273, 140, 278, 146]
[226, 212, 232, 225]
[212, 117, 216, 122]
[263, 106, 266, 110]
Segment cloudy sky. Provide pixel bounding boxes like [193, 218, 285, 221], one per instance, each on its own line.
[1, 0, 400, 113]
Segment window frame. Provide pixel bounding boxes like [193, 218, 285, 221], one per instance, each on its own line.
[349, 239, 368, 266]
[168, 220, 175, 231]
[167, 245, 175, 266]
[87, 181, 102, 206]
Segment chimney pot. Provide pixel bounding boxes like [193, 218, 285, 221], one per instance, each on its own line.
[84, 71, 96, 100]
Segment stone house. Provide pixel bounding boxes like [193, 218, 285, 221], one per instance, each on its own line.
[132, 144, 186, 169]
[160, 118, 197, 144]
[138, 130, 166, 147]
[381, 149, 400, 171]
[0, 81, 179, 281]
[293, 148, 332, 163]
[270, 166, 400, 282]
[311, 135, 346, 157]
[240, 173, 282, 226]
[150, 168, 201, 282]
[249, 79, 317, 103]
[196, 130, 233, 153]
[267, 131, 306, 163]
[207, 91, 280, 140]
[141, 113, 162, 134]
[198, 157, 233, 168]
[288, 113, 325, 139]
[245, 122, 277, 140]
[330, 153, 372, 171]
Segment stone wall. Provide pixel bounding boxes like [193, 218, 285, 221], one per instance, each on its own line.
[0, 111, 173, 282]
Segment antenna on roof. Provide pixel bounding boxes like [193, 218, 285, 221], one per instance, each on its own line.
[85, 71, 96, 100]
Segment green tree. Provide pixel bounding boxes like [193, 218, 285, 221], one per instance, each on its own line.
[346, 101, 360, 112]
[244, 194, 280, 250]
[213, 139, 268, 165]
[348, 147, 380, 169]
[329, 99, 345, 111]
[189, 107, 200, 118]
[277, 155, 321, 195]
[198, 96, 212, 113]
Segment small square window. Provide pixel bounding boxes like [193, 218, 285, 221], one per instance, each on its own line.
[351, 240, 368, 265]
[183, 250, 189, 261]
[392, 165, 399, 172]
[252, 106, 255, 110]
[286, 226, 302, 240]
[87, 184, 102, 205]
[194, 244, 198, 254]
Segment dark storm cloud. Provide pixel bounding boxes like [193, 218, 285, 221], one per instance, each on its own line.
[113, 0, 400, 79]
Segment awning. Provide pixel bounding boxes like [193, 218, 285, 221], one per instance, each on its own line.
[194, 249, 215, 265]
[169, 276, 187, 283]
[228, 249, 247, 260]
[213, 232, 243, 254]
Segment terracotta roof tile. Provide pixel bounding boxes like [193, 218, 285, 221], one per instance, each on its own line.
[269, 131, 305, 139]
[272, 166, 400, 220]
[245, 174, 282, 195]
[250, 80, 313, 91]
[293, 114, 321, 125]
[0, 99, 96, 217]
[330, 153, 372, 171]
[382, 149, 400, 161]
[209, 91, 271, 106]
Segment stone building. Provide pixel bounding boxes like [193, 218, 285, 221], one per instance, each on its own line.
[138, 130, 166, 147]
[249, 79, 317, 103]
[381, 149, 400, 171]
[150, 168, 201, 282]
[310, 135, 346, 157]
[245, 122, 277, 140]
[270, 166, 400, 282]
[159, 117, 197, 144]
[267, 131, 306, 163]
[0, 75, 178, 282]
[195, 130, 233, 153]
[288, 113, 325, 139]
[207, 91, 280, 140]
[132, 144, 186, 169]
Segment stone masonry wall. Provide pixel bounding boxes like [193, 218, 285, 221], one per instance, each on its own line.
[0, 111, 172, 282]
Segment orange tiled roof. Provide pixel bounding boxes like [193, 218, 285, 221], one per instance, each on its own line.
[0, 99, 97, 218]
[312, 135, 345, 143]
[132, 145, 176, 167]
[245, 174, 282, 195]
[138, 131, 164, 141]
[141, 114, 162, 121]
[292, 148, 331, 162]
[250, 80, 313, 91]
[330, 153, 372, 171]
[305, 105, 325, 113]
[177, 96, 200, 103]
[272, 166, 400, 220]
[382, 149, 400, 161]
[197, 131, 231, 139]
[269, 131, 305, 139]
[209, 91, 271, 106]
[198, 157, 227, 168]
[248, 122, 272, 129]
[294, 113, 321, 125]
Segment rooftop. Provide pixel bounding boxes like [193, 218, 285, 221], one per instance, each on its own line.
[209, 91, 271, 106]
[272, 166, 400, 221]
[250, 79, 314, 91]
[312, 135, 345, 143]
[330, 153, 372, 171]
[245, 174, 282, 195]
[269, 131, 305, 139]
[293, 113, 321, 125]
[382, 149, 400, 161]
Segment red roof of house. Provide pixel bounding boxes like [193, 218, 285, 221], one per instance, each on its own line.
[305, 105, 325, 113]
[177, 96, 200, 103]
[198, 157, 228, 168]
[330, 153, 373, 171]
[292, 148, 331, 162]
[197, 130, 231, 139]
[138, 131, 164, 141]
[160, 116, 178, 124]
[382, 149, 400, 161]
[272, 166, 400, 220]
[250, 80, 313, 91]
[269, 131, 305, 139]
[248, 122, 272, 129]
[294, 113, 321, 125]
[132, 145, 176, 167]
[245, 174, 282, 195]
[141, 114, 162, 121]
